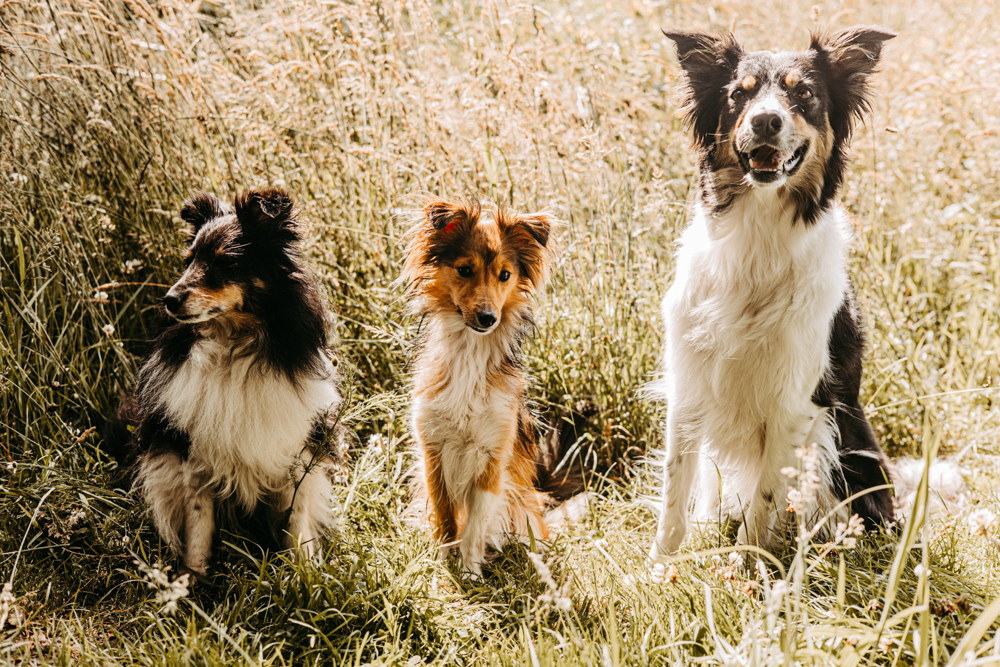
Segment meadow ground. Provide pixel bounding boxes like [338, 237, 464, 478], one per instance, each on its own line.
[2, 0, 1000, 663]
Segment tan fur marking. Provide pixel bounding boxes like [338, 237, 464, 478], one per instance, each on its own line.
[741, 74, 756, 90]
[188, 283, 244, 313]
[785, 71, 801, 89]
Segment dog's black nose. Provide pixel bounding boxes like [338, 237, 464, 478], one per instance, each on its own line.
[163, 291, 187, 313]
[751, 112, 783, 138]
[476, 311, 497, 328]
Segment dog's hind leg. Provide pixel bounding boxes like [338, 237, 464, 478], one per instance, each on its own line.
[835, 401, 894, 527]
[650, 409, 700, 559]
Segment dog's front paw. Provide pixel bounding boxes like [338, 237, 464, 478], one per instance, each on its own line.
[649, 523, 687, 561]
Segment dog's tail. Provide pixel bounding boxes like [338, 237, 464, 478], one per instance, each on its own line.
[536, 401, 601, 530]
[98, 395, 142, 488]
[535, 400, 599, 501]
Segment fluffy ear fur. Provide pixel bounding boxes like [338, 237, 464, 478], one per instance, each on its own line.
[811, 26, 896, 138]
[662, 29, 743, 147]
[180, 192, 230, 231]
[498, 208, 557, 290]
[401, 197, 481, 292]
[233, 187, 299, 240]
[424, 197, 477, 233]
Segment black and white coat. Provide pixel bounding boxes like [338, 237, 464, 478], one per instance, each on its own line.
[650, 27, 896, 557]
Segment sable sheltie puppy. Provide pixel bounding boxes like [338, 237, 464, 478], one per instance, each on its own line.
[104, 187, 343, 575]
[402, 197, 558, 576]
[649, 27, 897, 558]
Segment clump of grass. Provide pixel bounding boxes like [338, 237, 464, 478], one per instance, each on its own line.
[2, 0, 1000, 664]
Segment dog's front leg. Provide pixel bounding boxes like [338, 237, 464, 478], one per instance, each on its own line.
[284, 455, 335, 558]
[183, 475, 215, 576]
[650, 409, 700, 560]
[737, 418, 803, 549]
[460, 468, 504, 578]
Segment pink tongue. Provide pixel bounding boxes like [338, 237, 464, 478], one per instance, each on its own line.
[751, 151, 787, 171]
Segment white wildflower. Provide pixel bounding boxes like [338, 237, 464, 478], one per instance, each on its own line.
[786, 487, 802, 513]
[136, 560, 190, 615]
[93, 290, 109, 303]
[528, 552, 572, 613]
[914, 563, 929, 579]
[0, 583, 21, 629]
[834, 514, 865, 548]
[366, 433, 387, 452]
[780, 466, 799, 479]
[767, 580, 790, 614]
[98, 215, 115, 231]
[728, 552, 744, 569]
[102, 324, 115, 337]
[8, 173, 28, 186]
[968, 508, 997, 537]
[121, 259, 143, 274]
[649, 562, 678, 586]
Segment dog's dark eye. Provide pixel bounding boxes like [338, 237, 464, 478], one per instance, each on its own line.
[499, 270, 510, 282]
[730, 89, 746, 103]
[797, 87, 813, 100]
[457, 266, 473, 278]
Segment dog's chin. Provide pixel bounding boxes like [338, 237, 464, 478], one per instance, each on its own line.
[465, 321, 498, 335]
[737, 141, 809, 188]
[166, 308, 223, 324]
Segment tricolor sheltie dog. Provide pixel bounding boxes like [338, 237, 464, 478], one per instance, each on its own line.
[650, 27, 897, 558]
[402, 197, 561, 576]
[105, 187, 343, 575]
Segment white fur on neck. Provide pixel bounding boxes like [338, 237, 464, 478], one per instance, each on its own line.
[412, 311, 522, 501]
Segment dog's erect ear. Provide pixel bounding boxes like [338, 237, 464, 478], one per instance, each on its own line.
[424, 198, 474, 234]
[812, 26, 896, 134]
[516, 212, 552, 249]
[233, 187, 298, 237]
[180, 192, 230, 232]
[499, 209, 557, 290]
[662, 30, 743, 146]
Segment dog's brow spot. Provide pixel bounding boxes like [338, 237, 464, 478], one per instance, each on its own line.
[741, 74, 757, 89]
[785, 71, 801, 88]
[214, 246, 227, 258]
[184, 249, 193, 259]
[252, 278, 265, 289]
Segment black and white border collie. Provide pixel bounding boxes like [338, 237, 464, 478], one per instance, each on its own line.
[105, 187, 343, 575]
[649, 27, 897, 558]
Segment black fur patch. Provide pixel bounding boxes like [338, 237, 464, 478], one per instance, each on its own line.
[811, 287, 894, 527]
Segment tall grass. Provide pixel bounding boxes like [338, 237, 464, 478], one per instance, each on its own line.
[2, 0, 1000, 663]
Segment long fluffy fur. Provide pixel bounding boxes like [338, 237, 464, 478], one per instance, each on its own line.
[402, 197, 568, 576]
[650, 27, 896, 557]
[103, 187, 344, 574]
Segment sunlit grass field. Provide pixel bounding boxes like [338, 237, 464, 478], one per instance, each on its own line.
[2, 0, 1000, 663]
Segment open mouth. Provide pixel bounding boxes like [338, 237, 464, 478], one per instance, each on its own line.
[466, 323, 494, 334]
[738, 142, 809, 178]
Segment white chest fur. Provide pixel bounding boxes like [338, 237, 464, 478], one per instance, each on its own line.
[157, 337, 340, 507]
[662, 195, 850, 463]
[412, 316, 520, 499]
